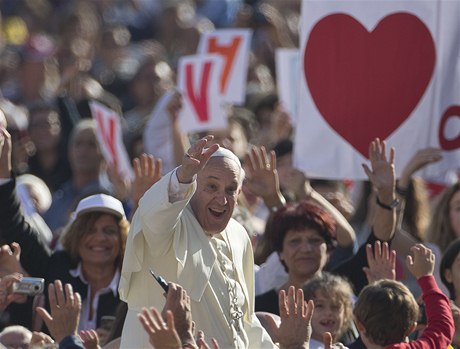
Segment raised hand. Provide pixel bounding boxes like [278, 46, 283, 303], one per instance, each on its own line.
[266, 286, 314, 349]
[363, 241, 396, 284]
[406, 243, 435, 279]
[161, 283, 194, 346]
[176, 135, 219, 184]
[132, 154, 162, 207]
[399, 147, 442, 189]
[362, 138, 395, 199]
[106, 163, 131, 201]
[244, 145, 285, 209]
[138, 307, 182, 349]
[36, 280, 81, 343]
[80, 329, 100, 349]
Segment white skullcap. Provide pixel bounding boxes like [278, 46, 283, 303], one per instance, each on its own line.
[209, 147, 245, 183]
[209, 147, 242, 169]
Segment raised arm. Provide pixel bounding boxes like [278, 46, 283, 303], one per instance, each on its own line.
[392, 148, 442, 256]
[362, 138, 397, 241]
[0, 127, 51, 276]
[406, 244, 454, 348]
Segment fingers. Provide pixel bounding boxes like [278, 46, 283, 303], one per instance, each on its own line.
[10, 242, 21, 259]
[36, 306, 53, 325]
[323, 331, 333, 349]
[278, 289, 288, 318]
[54, 280, 65, 308]
[305, 299, 314, 322]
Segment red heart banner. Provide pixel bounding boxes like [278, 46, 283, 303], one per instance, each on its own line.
[304, 12, 435, 157]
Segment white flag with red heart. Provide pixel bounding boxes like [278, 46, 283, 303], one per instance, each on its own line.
[294, 0, 460, 180]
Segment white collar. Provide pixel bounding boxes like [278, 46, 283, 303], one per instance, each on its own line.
[69, 262, 120, 297]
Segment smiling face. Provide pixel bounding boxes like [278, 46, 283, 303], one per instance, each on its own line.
[190, 157, 242, 235]
[310, 291, 346, 341]
[78, 213, 121, 267]
[279, 228, 329, 280]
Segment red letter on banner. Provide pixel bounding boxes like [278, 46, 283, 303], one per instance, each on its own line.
[95, 111, 118, 166]
[439, 106, 460, 151]
[185, 62, 212, 122]
[208, 36, 241, 93]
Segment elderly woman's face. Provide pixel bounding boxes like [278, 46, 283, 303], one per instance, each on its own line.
[78, 214, 121, 267]
[279, 228, 328, 280]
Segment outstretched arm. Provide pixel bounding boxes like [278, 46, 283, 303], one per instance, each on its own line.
[362, 138, 397, 241]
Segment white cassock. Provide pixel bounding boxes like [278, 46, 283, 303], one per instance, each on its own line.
[119, 169, 276, 349]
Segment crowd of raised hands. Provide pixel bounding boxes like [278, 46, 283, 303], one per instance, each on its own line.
[0, 108, 458, 349]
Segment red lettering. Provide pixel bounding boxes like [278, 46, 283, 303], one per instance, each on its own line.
[208, 36, 242, 93]
[185, 62, 212, 122]
[95, 111, 118, 166]
[439, 106, 460, 151]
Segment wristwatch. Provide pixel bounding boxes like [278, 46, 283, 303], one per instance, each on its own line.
[376, 197, 400, 210]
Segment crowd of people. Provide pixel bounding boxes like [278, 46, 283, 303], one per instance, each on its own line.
[0, 0, 458, 349]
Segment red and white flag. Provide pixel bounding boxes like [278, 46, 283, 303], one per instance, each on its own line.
[294, 0, 460, 180]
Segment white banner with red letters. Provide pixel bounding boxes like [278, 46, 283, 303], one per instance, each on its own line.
[197, 29, 252, 105]
[177, 54, 227, 134]
[90, 101, 134, 180]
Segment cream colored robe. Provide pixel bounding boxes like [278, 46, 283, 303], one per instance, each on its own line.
[119, 170, 275, 348]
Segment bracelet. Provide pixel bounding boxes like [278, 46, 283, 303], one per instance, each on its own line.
[376, 197, 400, 210]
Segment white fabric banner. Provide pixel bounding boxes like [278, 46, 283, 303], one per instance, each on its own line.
[90, 101, 134, 180]
[197, 29, 252, 105]
[177, 54, 227, 133]
[276, 48, 300, 124]
[294, 0, 460, 180]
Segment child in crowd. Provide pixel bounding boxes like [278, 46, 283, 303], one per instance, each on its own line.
[353, 244, 454, 348]
[302, 272, 355, 349]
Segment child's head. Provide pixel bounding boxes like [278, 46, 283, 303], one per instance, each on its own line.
[302, 272, 354, 342]
[353, 279, 419, 346]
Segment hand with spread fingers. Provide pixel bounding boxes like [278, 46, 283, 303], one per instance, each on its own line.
[362, 138, 395, 199]
[138, 307, 182, 349]
[176, 135, 220, 184]
[266, 286, 314, 349]
[363, 241, 397, 283]
[35, 280, 81, 343]
[132, 154, 162, 209]
[244, 145, 285, 210]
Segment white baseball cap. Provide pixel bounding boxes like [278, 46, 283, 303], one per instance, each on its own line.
[74, 194, 126, 220]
